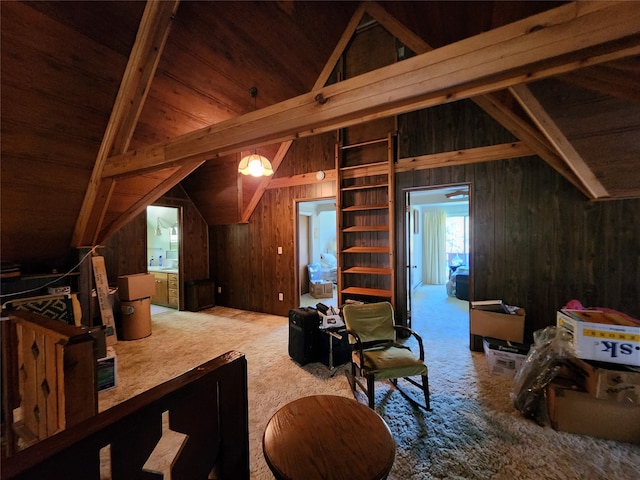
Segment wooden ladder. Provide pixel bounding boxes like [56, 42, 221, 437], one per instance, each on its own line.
[336, 130, 395, 307]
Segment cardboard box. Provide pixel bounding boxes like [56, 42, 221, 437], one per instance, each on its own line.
[120, 297, 152, 340]
[567, 357, 640, 405]
[310, 281, 333, 299]
[117, 273, 156, 301]
[557, 311, 640, 367]
[483, 337, 529, 379]
[97, 347, 117, 392]
[470, 309, 525, 343]
[546, 381, 640, 443]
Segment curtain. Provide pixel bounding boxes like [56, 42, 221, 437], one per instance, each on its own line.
[422, 209, 448, 284]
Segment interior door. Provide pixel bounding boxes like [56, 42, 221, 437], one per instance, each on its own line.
[298, 214, 310, 294]
[403, 185, 470, 327]
[405, 192, 413, 328]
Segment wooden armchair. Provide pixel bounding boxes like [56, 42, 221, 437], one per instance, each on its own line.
[342, 302, 431, 410]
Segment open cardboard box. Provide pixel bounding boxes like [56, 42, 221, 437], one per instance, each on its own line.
[470, 307, 525, 351]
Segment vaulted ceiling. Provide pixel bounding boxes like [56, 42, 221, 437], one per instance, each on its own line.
[1, 1, 639, 270]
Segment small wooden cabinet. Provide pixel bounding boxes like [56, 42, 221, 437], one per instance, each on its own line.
[151, 272, 179, 308]
[168, 273, 178, 307]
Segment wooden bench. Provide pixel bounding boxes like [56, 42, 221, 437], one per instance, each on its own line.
[2, 350, 249, 480]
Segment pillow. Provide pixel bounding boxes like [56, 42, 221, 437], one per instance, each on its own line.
[320, 253, 337, 268]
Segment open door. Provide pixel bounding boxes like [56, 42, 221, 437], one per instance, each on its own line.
[405, 191, 413, 328]
[404, 185, 470, 330]
[296, 198, 338, 308]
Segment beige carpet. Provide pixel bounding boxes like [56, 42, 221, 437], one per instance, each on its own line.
[99, 290, 640, 479]
[99, 306, 353, 479]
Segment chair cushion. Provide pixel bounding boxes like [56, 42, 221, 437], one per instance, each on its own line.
[355, 346, 428, 380]
[343, 302, 396, 344]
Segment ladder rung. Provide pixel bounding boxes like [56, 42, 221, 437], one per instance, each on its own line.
[341, 287, 392, 297]
[342, 204, 388, 212]
[343, 267, 392, 275]
[342, 226, 388, 232]
[342, 246, 389, 254]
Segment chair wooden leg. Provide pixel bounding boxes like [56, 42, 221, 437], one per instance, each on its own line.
[348, 362, 357, 391]
[422, 374, 431, 411]
[366, 374, 375, 409]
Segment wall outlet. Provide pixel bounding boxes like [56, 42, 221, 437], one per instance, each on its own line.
[277, 246, 283, 255]
[278, 292, 284, 301]
[217, 286, 222, 293]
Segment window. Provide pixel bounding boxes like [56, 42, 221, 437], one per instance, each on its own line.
[446, 215, 469, 267]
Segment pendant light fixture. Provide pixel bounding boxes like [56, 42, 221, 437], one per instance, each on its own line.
[238, 87, 273, 177]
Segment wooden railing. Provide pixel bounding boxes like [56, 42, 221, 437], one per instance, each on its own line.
[2, 350, 250, 480]
[1, 310, 97, 455]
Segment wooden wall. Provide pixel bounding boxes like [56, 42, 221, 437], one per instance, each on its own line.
[395, 156, 640, 341]
[209, 134, 336, 316]
[103, 185, 209, 311]
[394, 99, 640, 340]
[209, 99, 639, 341]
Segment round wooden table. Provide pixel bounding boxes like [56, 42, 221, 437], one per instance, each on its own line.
[263, 395, 395, 480]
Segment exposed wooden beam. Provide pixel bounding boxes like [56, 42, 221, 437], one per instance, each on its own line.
[240, 141, 292, 223]
[264, 169, 338, 190]
[86, 179, 115, 246]
[509, 84, 610, 199]
[472, 93, 593, 198]
[395, 142, 534, 173]
[99, 158, 204, 241]
[314, 2, 368, 88]
[365, 1, 432, 55]
[71, 0, 180, 247]
[559, 63, 640, 102]
[103, 1, 640, 179]
[239, 3, 371, 223]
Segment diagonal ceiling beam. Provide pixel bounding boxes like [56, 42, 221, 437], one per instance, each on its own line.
[239, 2, 370, 223]
[509, 84, 609, 198]
[471, 93, 592, 198]
[99, 158, 205, 241]
[103, 1, 640, 180]
[559, 62, 640, 102]
[239, 141, 292, 223]
[71, 0, 180, 247]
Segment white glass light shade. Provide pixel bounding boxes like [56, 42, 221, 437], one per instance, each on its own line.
[238, 154, 273, 177]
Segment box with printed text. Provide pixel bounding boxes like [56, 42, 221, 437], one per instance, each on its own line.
[483, 337, 530, 379]
[567, 356, 640, 404]
[557, 310, 640, 367]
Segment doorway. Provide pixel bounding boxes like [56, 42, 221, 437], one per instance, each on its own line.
[405, 185, 470, 337]
[296, 198, 338, 308]
[146, 205, 181, 311]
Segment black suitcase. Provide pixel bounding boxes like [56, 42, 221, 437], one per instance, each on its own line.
[288, 307, 320, 365]
[318, 329, 351, 368]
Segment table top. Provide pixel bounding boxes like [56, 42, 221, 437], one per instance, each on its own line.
[263, 395, 395, 480]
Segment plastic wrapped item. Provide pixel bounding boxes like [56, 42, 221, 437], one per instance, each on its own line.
[510, 326, 575, 425]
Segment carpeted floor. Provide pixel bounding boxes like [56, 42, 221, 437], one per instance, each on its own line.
[99, 286, 640, 479]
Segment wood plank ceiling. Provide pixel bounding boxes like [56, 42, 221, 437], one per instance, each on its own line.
[1, 1, 639, 270]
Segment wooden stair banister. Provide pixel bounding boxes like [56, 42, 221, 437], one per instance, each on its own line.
[2, 351, 249, 480]
[1, 310, 98, 456]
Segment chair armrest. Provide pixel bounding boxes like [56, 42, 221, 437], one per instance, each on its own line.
[345, 329, 365, 365]
[394, 325, 425, 360]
